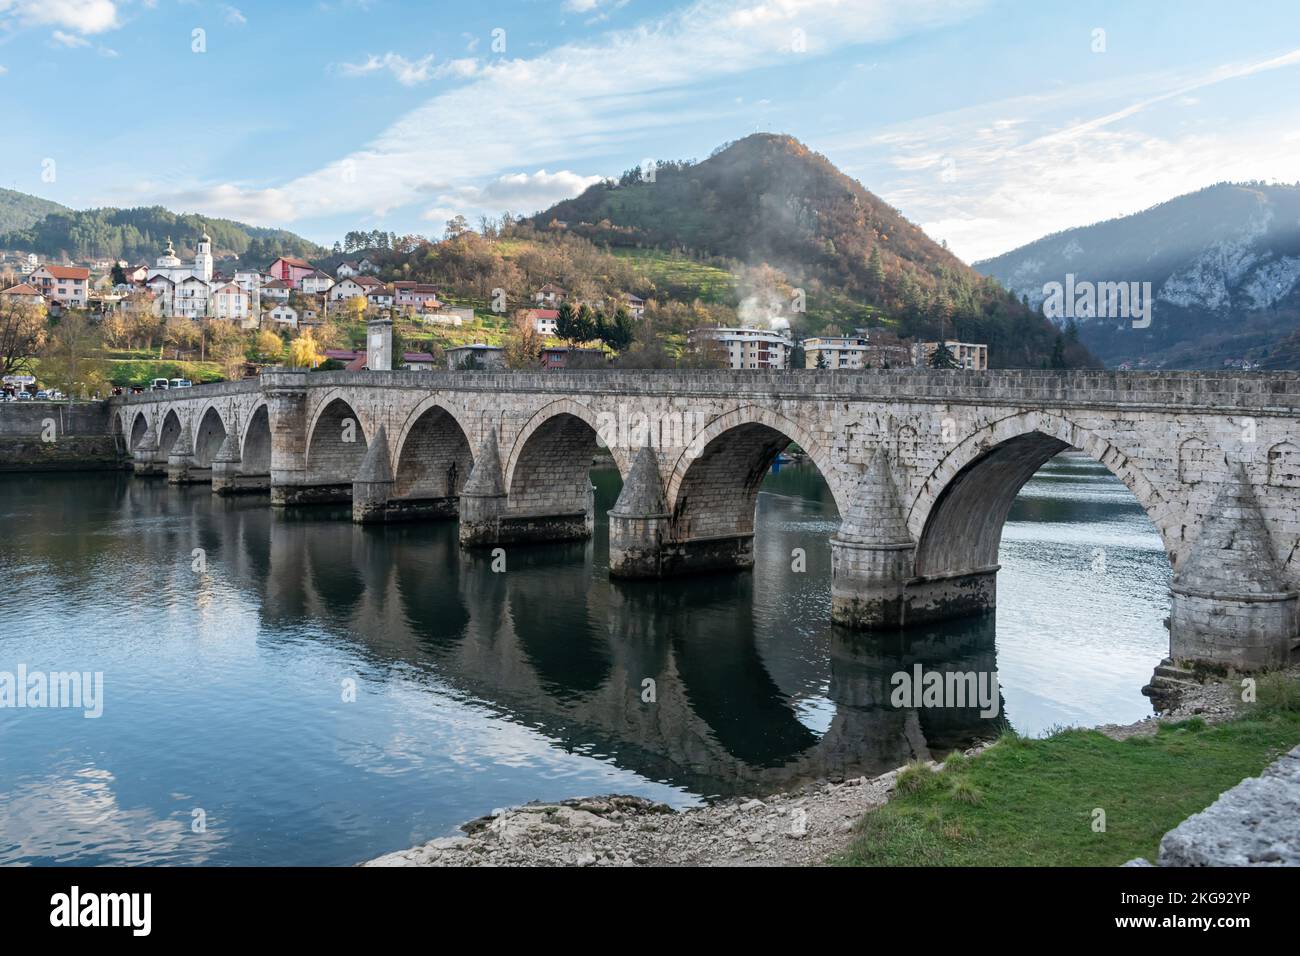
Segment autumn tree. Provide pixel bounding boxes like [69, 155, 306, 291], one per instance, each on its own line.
[289, 330, 322, 369]
[163, 316, 199, 359]
[40, 311, 109, 400]
[504, 313, 543, 369]
[208, 322, 248, 381]
[254, 329, 285, 363]
[0, 297, 48, 375]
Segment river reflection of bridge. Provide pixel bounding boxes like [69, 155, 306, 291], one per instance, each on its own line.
[167, 475, 1006, 798]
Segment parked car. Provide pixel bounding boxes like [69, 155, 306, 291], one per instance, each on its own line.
[151, 379, 170, 390]
[169, 379, 193, 389]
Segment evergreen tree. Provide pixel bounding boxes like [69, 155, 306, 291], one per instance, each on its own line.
[867, 245, 885, 289]
[555, 302, 577, 344]
[1050, 333, 1067, 369]
[929, 341, 959, 369]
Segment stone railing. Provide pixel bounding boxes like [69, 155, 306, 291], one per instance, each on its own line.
[248, 368, 1300, 414]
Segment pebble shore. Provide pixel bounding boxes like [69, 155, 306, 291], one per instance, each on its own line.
[364, 671, 1282, 867]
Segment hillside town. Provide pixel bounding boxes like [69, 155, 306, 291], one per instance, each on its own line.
[0, 227, 989, 399]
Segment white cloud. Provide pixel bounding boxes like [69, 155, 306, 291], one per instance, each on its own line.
[338, 52, 436, 86]
[2, 0, 120, 35]
[166, 183, 298, 224]
[837, 47, 1300, 262]
[50, 29, 90, 47]
[438, 168, 605, 217]
[192, 0, 985, 227]
[222, 5, 246, 26]
[0, 65, 7, 75]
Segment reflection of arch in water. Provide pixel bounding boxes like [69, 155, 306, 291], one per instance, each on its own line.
[389, 524, 471, 647]
[507, 543, 611, 699]
[306, 522, 367, 618]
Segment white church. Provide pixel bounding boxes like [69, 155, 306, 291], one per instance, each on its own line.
[146, 228, 253, 323]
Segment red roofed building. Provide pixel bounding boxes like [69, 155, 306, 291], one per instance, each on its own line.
[30, 265, 90, 307]
[525, 308, 559, 335]
[265, 256, 316, 289]
[0, 283, 46, 306]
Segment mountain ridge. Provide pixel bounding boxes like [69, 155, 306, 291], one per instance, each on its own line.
[530, 133, 1093, 369]
[0, 187, 69, 236]
[0, 195, 324, 264]
[974, 182, 1300, 368]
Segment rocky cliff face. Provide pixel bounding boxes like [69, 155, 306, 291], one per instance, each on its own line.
[975, 183, 1300, 369]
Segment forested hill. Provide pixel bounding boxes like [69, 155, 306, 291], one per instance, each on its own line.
[0, 187, 68, 236]
[534, 133, 1095, 369]
[0, 201, 323, 263]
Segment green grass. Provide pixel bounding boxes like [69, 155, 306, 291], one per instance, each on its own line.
[610, 248, 737, 304]
[834, 680, 1300, 867]
[103, 357, 224, 387]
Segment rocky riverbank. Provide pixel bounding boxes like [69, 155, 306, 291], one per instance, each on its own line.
[364, 669, 1287, 867]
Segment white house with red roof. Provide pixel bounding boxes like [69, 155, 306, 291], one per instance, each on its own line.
[261, 279, 292, 303]
[535, 282, 567, 307]
[211, 282, 254, 326]
[30, 265, 90, 307]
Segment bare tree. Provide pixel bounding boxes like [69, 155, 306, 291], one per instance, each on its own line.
[0, 297, 48, 376]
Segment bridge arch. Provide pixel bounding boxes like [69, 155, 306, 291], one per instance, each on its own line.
[393, 398, 475, 500]
[504, 399, 626, 493]
[665, 404, 844, 542]
[158, 408, 183, 457]
[241, 402, 272, 473]
[502, 399, 625, 516]
[907, 410, 1172, 579]
[128, 409, 149, 450]
[193, 404, 228, 468]
[306, 395, 368, 487]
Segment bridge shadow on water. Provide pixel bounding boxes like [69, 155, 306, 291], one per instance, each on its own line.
[0, 456, 1166, 863]
[190, 462, 1007, 797]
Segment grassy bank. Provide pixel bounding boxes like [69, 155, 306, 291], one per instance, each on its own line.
[103, 357, 225, 386]
[835, 675, 1300, 867]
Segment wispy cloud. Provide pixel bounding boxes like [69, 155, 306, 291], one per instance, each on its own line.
[222, 5, 246, 27]
[338, 52, 437, 86]
[835, 47, 1300, 261]
[51, 29, 91, 48]
[182, 0, 987, 227]
[431, 169, 606, 219]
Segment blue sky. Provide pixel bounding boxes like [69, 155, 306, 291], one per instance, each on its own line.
[1, 0, 1298, 261]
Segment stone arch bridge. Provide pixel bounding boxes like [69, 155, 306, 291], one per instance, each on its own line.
[113, 368, 1300, 670]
